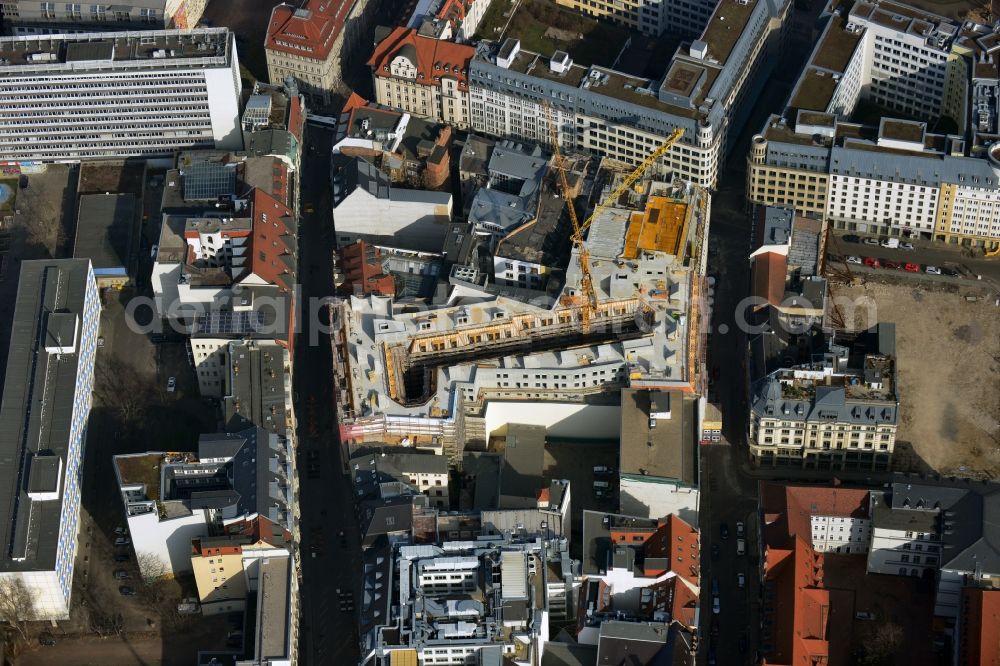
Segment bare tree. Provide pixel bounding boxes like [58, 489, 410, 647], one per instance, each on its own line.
[136, 551, 168, 583]
[861, 621, 904, 665]
[94, 354, 153, 427]
[0, 577, 36, 653]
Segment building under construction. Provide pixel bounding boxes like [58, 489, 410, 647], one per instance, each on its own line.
[331, 174, 711, 462]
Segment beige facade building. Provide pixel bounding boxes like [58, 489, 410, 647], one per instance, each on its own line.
[1, 0, 207, 32]
[749, 325, 899, 472]
[368, 27, 475, 128]
[265, 0, 378, 106]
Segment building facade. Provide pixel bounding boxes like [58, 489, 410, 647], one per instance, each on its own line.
[0, 259, 100, 619]
[265, 0, 379, 106]
[368, 27, 475, 128]
[749, 325, 899, 471]
[0, 28, 243, 162]
[746, 0, 1000, 249]
[554, 0, 715, 37]
[1, 0, 209, 33]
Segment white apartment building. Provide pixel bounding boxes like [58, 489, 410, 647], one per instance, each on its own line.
[0, 28, 243, 162]
[810, 513, 872, 554]
[747, 0, 1000, 248]
[361, 536, 568, 666]
[466, 0, 791, 189]
[0, 260, 100, 619]
[332, 156, 453, 252]
[1, 0, 208, 32]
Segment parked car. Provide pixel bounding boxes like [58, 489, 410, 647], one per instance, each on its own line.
[855, 611, 875, 620]
[167, 377, 176, 392]
[903, 262, 920, 273]
[720, 523, 729, 540]
[712, 596, 720, 614]
[118, 586, 136, 596]
[925, 265, 942, 275]
[842, 234, 861, 244]
[900, 241, 914, 250]
[941, 267, 959, 277]
[38, 633, 56, 646]
[150, 244, 158, 259]
[737, 573, 746, 588]
[846, 255, 863, 265]
[114, 537, 130, 547]
[736, 521, 745, 537]
[882, 259, 901, 270]
[863, 257, 881, 268]
[737, 538, 746, 556]
[863, 237, 879, 245]
[113, 569, 130, 580]
[880, 237, 899, 249]
[114, 526, 127, 536]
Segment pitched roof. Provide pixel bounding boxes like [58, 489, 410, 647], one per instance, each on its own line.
[250, 188, 296, 289]
[265, 0, 353, 61]
[763, 536, 830, 666]
[368, 26, 474, 89]
[761, 482, 871, 549]
[752, 251, 787, 307]
[959, 587, 1000, 666]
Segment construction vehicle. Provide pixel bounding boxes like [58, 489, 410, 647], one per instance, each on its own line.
[543, 101, 684, 332]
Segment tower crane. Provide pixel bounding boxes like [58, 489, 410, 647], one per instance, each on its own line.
[543, 101, 684, 332]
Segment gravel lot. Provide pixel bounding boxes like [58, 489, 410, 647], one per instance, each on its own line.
[836, 280, 1000, 477]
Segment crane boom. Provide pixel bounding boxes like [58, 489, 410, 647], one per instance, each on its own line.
[544, 103, 595, 332]
[543, 102, 684, 334]
[580, 127, 684, 235]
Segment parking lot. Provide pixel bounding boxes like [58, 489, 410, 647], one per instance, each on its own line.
[543, 439, 620, 557]
[827, 231, 1000, 288]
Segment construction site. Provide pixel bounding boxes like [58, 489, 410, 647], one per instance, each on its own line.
[329, 128, 712, 463]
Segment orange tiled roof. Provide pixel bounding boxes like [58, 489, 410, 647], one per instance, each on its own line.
[367, 26, 474, 89]
[763, 536, 830, 666]
[266, 0, 353, 61]
[250, 188, 295, 289]
[761, 482, 871, 549]
[751, 251, 787, 307]
[959, 587, 1000, 666]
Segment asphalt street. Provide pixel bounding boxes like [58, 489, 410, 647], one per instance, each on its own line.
[294, 123, 363, 665]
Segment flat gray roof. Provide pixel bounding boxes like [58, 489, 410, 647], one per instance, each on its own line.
[74, 193, 135, 275]
[0, 259, 94, 573]
[619, 389, 697, 483]
[254, 554, 291, 661]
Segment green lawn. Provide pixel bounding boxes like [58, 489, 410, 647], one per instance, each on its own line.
[475, 0, 630, 67]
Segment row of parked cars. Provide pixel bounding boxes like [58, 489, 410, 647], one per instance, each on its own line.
[842, 234, 914, 250]
[839, 255, 958, 276]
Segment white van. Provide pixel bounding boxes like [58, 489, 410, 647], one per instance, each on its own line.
[736, 538, 746, 556]
[593, 481, 610, 489]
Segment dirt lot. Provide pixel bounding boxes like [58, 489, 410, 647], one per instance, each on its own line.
[835, 280, 1000, 477]
[822, 555, 943, 666]
[78, 160, 146, 197]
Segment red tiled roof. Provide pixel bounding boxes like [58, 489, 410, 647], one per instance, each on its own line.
[265, 0, 353, 61]
[250, 188, 295, 289]
[287, 94, 305, 143]
[959, 587, 1000, 666]
[763, 536, 830, 666]
[636, 514, 700, 587]
[367, 26, 474, 89]
[761, 482, 871, 549]
[751, 251, 787, 307]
